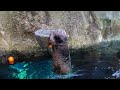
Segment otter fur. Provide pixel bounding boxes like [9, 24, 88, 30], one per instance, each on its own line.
[49, 30, 71, 74]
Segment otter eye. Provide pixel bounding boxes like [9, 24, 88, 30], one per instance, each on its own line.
[54, 36, 60, 40]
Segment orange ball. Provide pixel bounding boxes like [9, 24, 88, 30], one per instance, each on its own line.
[48, 45, 52, 48]
[8, 56, 14, 64]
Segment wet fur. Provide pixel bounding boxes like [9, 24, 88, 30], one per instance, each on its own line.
[50, 31, 71, 74]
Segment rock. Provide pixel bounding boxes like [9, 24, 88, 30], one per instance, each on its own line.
[1, 11, 120, 63]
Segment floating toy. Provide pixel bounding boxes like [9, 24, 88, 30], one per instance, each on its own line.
[8, 56, 15, 64]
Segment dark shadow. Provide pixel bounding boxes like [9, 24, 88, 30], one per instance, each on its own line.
[0, 64, 19, 79]
[70, 39, 120, 63]
[68, 39, 120, 79]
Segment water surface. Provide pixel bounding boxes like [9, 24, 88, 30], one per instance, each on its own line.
[0, 59, 120, 79]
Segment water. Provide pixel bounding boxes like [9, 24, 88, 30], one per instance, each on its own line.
[0, 59, 80, 79]
[0, 59, 120, 79]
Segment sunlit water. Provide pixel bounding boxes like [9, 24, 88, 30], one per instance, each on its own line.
[1, 59, 120, 79]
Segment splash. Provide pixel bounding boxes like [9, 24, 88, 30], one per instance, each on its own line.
[112, 69, 120, 78]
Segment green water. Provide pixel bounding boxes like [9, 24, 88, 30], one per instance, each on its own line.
[6, 59, 78, 79]
[1, 58, 120, 79]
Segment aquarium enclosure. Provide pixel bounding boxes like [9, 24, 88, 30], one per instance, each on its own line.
[1, 11, 120, 79]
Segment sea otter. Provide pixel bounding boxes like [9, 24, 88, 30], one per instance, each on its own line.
[49, 30, 71, 74]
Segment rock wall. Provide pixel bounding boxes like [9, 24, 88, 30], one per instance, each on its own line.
[1, 11, 120, 63]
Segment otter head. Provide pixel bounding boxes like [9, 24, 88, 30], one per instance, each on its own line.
[49, 30, 68, 45]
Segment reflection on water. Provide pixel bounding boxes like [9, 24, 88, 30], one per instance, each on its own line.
[1, 58, 120, 79]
